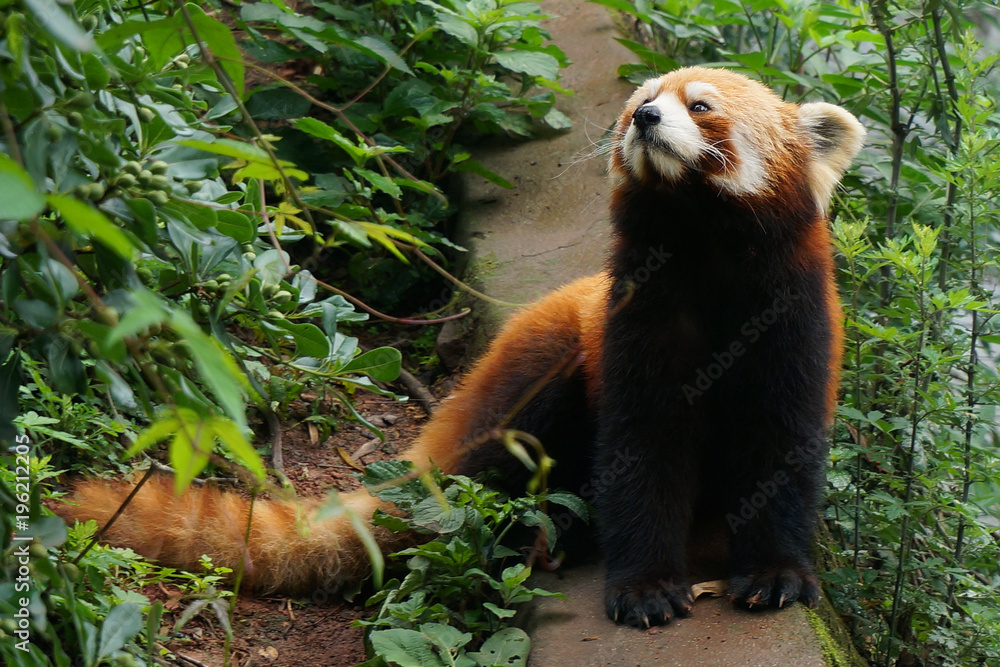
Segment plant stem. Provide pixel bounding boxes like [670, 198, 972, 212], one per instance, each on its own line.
[884, 250, 929, 666]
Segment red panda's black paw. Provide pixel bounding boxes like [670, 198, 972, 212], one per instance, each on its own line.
[728, 566, 820, 610]
[605, 579, 694, 628]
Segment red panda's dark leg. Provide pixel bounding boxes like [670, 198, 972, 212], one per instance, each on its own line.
[594, 315, 700, 628]
[715, 315, 834, 609]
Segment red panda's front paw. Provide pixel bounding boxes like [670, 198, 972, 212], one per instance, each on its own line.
[728, 564, 820, 609]
[605, 579, 694, 628]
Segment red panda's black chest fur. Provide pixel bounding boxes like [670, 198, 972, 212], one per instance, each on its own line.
[599, 180, 835, 452]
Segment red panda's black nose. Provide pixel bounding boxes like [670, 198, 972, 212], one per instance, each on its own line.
[632, 104, 661, 131]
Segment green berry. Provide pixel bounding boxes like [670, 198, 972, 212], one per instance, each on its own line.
[29, 542, 48, 559]
[62, 563, 81, 582]
[149, 174, 171, 191]
[267, 310, 285, 320]
[67, 112, 84, 128]
[137, 170, 153, 187]
[261, 283, 279, 298]
[81, 15, 98, 31]
[202, 279, 219, 291]
[216, 273, 232, 283]
[147, 191, 169, 206]
[68, 92, 96, 108]
[87, 182, 106, 201]
[123, 161, 143, 176]
[137, 107, 155, 122]
[45, 124, 64, 142]
[148, 160, 169, 175]
[243, 251, 256, 262]
[273, 290, 293, 305]
[115, 173, 136, 189]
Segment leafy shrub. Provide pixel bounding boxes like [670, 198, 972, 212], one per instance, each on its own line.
[355, 460, 585, 667]
[601, 0, 1000, 664]
[0, 0, 571, 663]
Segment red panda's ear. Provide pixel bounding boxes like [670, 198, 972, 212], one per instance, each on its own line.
[798, 102, 865, 210]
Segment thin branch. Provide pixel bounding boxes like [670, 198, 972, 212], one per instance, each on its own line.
[71, 466, 157, 566]
[175, 3, 318, 231]
[394, 367, 437, 415]
[403, 244, 529, 309]
[231, 59, 446, 203]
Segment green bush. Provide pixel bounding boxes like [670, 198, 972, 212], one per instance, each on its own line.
[602, 0, 1000, 664]
[355, 461, 584, 667]
[0, 0, 570, 664]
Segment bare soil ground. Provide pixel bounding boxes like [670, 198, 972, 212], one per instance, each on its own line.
[153, 387, 443, 667]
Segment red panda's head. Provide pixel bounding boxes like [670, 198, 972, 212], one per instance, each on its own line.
[610, 67, 864, 211]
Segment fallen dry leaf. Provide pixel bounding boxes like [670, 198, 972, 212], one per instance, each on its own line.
[691, 579, 728, 599]
[336, 446, 365, 472]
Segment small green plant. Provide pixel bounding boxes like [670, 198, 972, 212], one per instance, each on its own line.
[0, 474, 154, 666]
[354, 460, 586, 666]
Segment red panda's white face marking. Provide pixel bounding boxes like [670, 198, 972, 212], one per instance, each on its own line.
[611, 67, 865, 211]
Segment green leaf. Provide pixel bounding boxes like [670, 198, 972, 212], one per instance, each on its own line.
[614, 38, 680, 73]
[266, 319, 331, 358]
[97, 603, 143, 659]
[108, 290, 169, 345]
[47, 194, 136, 259]
[24, 0, 96, 51]
[169, 418, 210, 493]
[97, 6, 244, 97]
[45, 334, 86, 394]
[451, 159, 515, 189]
[13, 299, 58, 329]
[370, 628, 449, 667]
[543, 107, 572, 130]
[501, 564, 532, 588]
[544, 491, 589, 521]
[493, 50, 559, 80]
[213, 416, 266, 481]
[0, 153, 45, 221]
[183, 4, 246, 98]
[216, 210, 256, 243]
[468, 627, 529, 667]
[126, 413, 182, 457]
[170, 309, 249, 430]
[354, 35, 412, 75]
[340, 347, 402, 382]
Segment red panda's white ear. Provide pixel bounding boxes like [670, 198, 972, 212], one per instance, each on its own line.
[798, 102, 865, 210]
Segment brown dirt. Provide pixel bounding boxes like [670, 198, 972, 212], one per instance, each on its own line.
[153, 387, 440, 667]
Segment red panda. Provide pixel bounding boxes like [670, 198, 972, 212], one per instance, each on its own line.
[58, 67, 864, 629]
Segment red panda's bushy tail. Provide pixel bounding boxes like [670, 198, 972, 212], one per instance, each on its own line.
[56, 274, 610, 594]
[56, 476, 391, 594]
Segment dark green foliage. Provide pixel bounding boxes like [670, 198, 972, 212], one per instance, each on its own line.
[0, 0, 570, 664]
[356, 460, 584, 666]
[604, 0, 1000, 664]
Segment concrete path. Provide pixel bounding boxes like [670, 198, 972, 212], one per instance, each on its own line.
[452, 1, 863, 665]
[441, 0, 632, 363]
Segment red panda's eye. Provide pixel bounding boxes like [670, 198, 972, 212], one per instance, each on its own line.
[690, 101, 710, 113]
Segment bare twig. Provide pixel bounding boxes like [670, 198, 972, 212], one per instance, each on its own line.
[394, 367, 437, 415]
